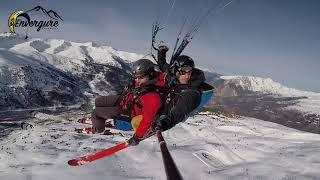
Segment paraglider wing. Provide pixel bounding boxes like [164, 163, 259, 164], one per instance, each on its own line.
[7, 11, 31, 33]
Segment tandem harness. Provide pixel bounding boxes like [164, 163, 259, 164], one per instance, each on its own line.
[121, 84, 162, 117]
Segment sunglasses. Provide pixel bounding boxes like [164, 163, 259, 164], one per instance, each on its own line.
[179, 69, 193, 75]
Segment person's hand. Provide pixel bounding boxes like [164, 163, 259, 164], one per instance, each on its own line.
[127, 134, 142, 146]
[165, 74, 177, 86]
[158, 45, 169, 52]
[156, 115, 171, 131]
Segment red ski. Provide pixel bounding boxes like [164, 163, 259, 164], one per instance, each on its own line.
[68, 142, 129, 166]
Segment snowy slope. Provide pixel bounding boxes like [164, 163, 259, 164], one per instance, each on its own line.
[1, 111, 320, 180]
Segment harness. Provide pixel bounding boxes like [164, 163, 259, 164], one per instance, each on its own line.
[122, 84, 163, 117]
[162, 84, 202, 116]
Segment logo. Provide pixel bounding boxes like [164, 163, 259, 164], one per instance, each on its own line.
[8, 6, 63, 33]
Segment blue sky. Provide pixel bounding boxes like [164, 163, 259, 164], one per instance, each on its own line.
[1, 0, 319, 92]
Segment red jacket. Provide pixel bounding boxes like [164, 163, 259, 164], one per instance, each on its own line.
[119, 71, 166, 138]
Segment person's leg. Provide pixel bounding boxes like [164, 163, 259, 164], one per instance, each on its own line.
[91, 106, 121, 133]
[94, 95, 120, 107]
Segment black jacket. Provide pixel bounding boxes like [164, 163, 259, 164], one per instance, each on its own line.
[157, 49, 205, 128]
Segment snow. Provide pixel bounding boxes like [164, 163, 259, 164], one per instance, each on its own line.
[1, 33, 320, 179]
[8, 37, 145, 67]
[0, 49, 34, 67]
[0, 33, 28, 49]
[220, 75, 320, 115]
[1, 111, 320, 180]
[3, 34, 319, 114]
[0, 33, 146, 76]
[88, 72, 113, 95]
[220, 76, 308, 96]
[0, 33, 144, 104]
[289, 96, 320, 115]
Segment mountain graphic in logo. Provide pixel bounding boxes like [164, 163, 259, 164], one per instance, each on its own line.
[26, 6, 63, 21]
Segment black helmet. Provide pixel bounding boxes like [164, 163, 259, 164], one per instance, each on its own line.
[174, 55, 194, 69]
[131, 59, 155, 78]
[170, 55, 194, 75]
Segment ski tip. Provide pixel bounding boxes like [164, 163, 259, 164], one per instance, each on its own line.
[68, 159, 90, 166]
[68, 159, 80, 166]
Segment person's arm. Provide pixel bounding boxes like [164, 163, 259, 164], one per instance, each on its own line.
[157, 46, 170, 72]
[167, 89, 201, 127]
[134, 93, 161, 138]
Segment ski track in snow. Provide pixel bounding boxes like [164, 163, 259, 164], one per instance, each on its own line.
[1, 111, 320, 180]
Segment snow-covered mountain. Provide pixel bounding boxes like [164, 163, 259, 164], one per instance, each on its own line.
[217, 75, 317, 97]
[0, 33, 145, 111]
[1, 32, 320, 133]
[207, 75, 320, 133]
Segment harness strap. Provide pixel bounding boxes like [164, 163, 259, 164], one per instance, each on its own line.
[124, 85, 158, 116]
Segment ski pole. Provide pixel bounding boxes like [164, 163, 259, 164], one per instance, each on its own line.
[156, 130, 183, 180]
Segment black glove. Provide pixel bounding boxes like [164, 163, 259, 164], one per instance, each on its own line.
[156, 115, 171, 131]
[165, 73, 178, 86]
[127, 134, 142, 146]
[158, 45, 169, 52]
